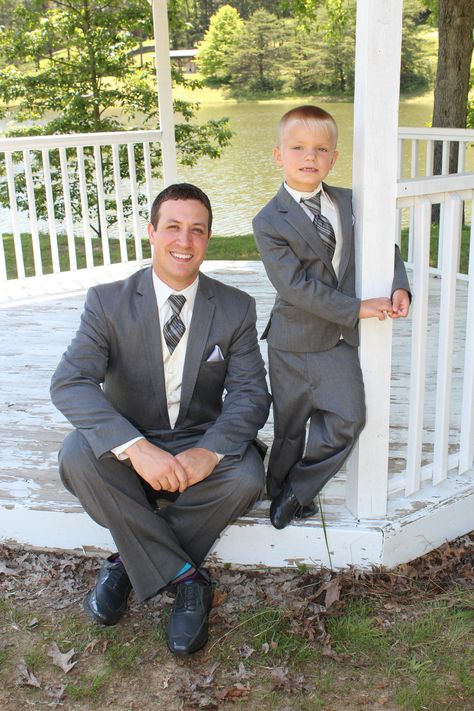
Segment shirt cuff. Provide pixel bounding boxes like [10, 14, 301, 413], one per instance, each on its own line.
[111, 436, 144, 460]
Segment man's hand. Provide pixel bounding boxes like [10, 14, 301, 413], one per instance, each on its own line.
[359, 297, 393, 320]
[175, 448, 219, 488]
[391, 289, 410, 319]
[125, 439, 188, 493]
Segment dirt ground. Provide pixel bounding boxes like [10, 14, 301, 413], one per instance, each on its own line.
[1, 534, 473, 711]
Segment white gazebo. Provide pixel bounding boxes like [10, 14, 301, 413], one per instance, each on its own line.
[0, 0, 473, 569]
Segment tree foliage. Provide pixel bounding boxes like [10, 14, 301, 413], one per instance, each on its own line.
[197, 5, 243, 84]
[226, 9, 290, 93]
[0, 0, 232, 235]
[198, 0, 431, 97]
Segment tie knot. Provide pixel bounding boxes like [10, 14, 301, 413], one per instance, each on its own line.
[301, 192, 322, 217]
[168, 294, 186, 315]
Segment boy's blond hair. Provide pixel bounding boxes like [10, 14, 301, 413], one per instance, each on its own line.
[277, 105, 338, 149]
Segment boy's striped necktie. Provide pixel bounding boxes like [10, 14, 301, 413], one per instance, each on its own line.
[301, 192, 336, 260]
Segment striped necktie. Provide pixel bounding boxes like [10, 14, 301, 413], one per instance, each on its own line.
[163, 294, 186, 354]
[301, 192, 336, 260]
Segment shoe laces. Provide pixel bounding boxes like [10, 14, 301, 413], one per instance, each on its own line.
[175, 581, 200, 612]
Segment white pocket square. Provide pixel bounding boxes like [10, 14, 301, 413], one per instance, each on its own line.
[206, 345, 224, 362]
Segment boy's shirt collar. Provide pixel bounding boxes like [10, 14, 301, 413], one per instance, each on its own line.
[283, 181, 327, 204]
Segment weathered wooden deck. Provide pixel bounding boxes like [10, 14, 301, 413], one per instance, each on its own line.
[1, 260, 472, 569]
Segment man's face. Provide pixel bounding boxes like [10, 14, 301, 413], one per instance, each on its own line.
[148, 199, 211, 289]
[274, 122, 338, 192]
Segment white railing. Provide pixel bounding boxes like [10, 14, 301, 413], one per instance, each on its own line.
[0, 130, 164, 282]
[393, 168, 474, 498]
[398, 127, 474, 267]
[398, 126, 474, 179]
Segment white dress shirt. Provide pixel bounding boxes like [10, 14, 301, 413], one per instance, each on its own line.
[112, 272, 199, 459]
[284, 182, 343, 278]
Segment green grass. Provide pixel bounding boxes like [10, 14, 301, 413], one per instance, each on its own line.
[400, 223, 471, 274]
[327, 595, 474, 711]
[1, 232, 260, 279]
[224, 605, 318, 664]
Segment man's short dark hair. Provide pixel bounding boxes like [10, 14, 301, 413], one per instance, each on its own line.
[150, 183, 213, 231]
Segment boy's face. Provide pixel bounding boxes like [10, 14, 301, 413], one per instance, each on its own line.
[274, 122, 338, 192]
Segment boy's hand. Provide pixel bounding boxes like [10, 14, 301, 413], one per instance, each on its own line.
[391, 289, 410, 319]
[359, 297, 393, 320]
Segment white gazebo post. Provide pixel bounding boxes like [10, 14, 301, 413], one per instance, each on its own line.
[151, 0, 178, 184]
[346, 0, 403, 518]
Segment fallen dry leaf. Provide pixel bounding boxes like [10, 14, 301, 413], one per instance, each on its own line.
[12, 660, 41, 688]
[238, 643, 255, 659]
[218, 682, 250, 700]
[0, 561, 17, 575]
[270, 666, 290, 689]
[324, 578, 341, 609]
[47, 642, 77, 673]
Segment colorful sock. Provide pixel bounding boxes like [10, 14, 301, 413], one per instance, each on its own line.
[171, 563, 206, 585]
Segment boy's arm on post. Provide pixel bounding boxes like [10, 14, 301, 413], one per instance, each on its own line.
[253, 217, 360, 328]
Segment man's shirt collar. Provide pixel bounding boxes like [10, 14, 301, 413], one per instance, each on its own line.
[152, 270, 199, 310]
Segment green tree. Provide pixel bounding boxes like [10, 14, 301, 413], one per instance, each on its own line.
[227, 9, 290, 93]
[285, 0, 431, 95]
[197, 5, 243, 84]
[0, 0, 232, 235]
[289, 0, 355, 95]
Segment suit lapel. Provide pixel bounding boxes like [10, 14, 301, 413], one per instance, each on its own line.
[276, 184, 336, 276]
[324, 183, 354, 282]
[176, 273, 215, 426]
[135, 267, 170, 427]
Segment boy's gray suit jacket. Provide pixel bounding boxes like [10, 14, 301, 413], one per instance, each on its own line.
[252, 183, 410, 353]
[50, 267, 271, 460]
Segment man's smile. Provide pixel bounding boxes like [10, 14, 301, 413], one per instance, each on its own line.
[170, 251, 193, 261]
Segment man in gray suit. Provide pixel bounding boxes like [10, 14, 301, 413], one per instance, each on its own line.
[253, 105, 410, 530]
[51, 183, 270, 655]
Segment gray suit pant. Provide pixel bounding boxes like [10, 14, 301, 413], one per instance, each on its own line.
[59, 430, 265, 602]
[267, 341, 366, 504]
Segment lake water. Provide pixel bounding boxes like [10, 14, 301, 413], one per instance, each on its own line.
[1, 96, 434, 237]
[178, 96, 434, 235]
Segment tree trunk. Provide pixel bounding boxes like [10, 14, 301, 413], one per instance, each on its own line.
[432, 0, 474, 175]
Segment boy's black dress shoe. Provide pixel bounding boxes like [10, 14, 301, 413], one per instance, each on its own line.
[83, 554, 132, 626]
[166, 571, 213, 655]
[270, 480, 318, 530]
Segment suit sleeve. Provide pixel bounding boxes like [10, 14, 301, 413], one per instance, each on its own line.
[50, 287, 143, 458]
[196, 296, 271, 458]
[392, 244, 412, 298]
[253, 214, 361, 328]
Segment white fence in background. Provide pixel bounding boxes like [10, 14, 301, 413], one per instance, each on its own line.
[395, 169, 474, 498]
[398, 127, 474, 179]
[0, 130, 164, 282]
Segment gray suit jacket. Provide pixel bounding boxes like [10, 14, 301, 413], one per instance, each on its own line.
[252, 183, 411, 352]
[50, 267, 271, 460]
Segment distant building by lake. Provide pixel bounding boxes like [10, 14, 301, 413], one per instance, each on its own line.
[128, 46, 198, 73]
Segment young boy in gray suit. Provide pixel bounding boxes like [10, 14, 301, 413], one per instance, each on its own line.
[253, 105, 411, 530]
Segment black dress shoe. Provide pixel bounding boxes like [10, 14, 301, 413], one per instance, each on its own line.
[270, 480, 318, 530]
[295, 501, 319, 519]
[166, 571, 213, 655]
[83, 554, 132, 626]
